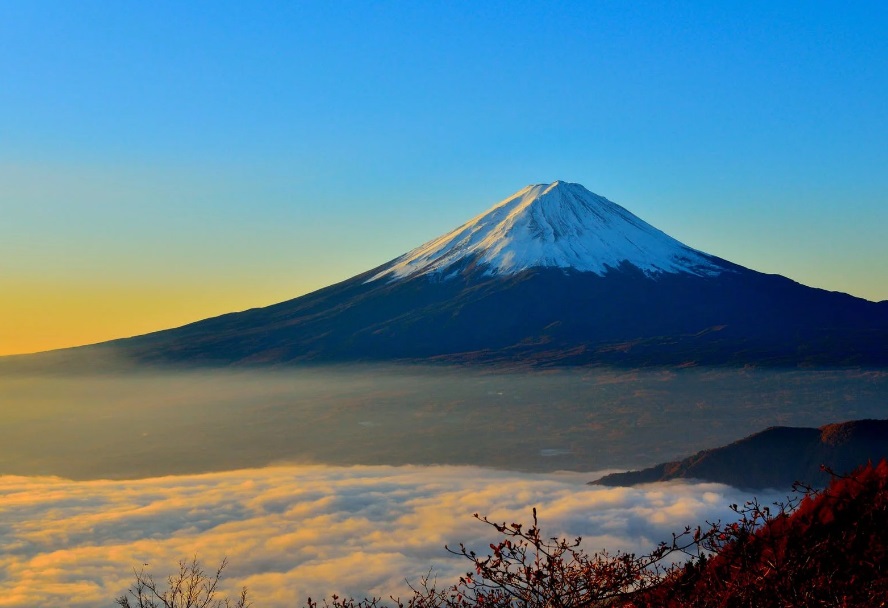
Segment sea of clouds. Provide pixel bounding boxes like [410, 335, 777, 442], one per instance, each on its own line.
[0, 465, 784, 607]
[1, 366, 869, 606]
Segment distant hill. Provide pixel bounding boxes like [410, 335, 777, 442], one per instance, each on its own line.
[591, 419, 888, 489]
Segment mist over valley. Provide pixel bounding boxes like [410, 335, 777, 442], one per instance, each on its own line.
[2, 364, 886, 480]
[2, 363, 886, 606]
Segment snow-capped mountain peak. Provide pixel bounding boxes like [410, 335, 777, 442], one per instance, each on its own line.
[369, 181, 727, 282]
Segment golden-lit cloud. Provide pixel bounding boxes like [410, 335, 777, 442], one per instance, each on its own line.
[0, 465, 780, 607]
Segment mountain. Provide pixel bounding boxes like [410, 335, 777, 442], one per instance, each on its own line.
[12, 181, 888, 368]
[591, 419, 888, 489]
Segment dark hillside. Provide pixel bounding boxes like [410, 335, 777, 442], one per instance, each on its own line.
[593, 419, 888, 489]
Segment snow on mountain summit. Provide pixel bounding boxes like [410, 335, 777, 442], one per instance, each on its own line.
[369, 181, 728, 282]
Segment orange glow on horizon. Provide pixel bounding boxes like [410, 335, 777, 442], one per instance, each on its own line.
[0, 281, 306, 357]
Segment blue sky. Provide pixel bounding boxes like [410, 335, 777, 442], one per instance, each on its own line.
[1, 1, 886, 354]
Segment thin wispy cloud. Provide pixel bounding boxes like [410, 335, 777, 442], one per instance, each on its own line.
[0, 465, 780, 607]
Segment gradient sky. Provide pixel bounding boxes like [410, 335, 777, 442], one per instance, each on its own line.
[2, 1, 886, 355]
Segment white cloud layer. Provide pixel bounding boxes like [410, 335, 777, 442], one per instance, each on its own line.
[0, 465, 781, 607]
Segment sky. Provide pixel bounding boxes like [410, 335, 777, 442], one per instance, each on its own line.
[2, 1, 887, 355]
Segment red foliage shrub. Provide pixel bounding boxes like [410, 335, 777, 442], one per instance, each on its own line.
[635, 461, 888, 607]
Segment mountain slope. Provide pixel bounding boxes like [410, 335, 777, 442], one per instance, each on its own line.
[10, 181, 888, 369]
[591, 419, 888, 489]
